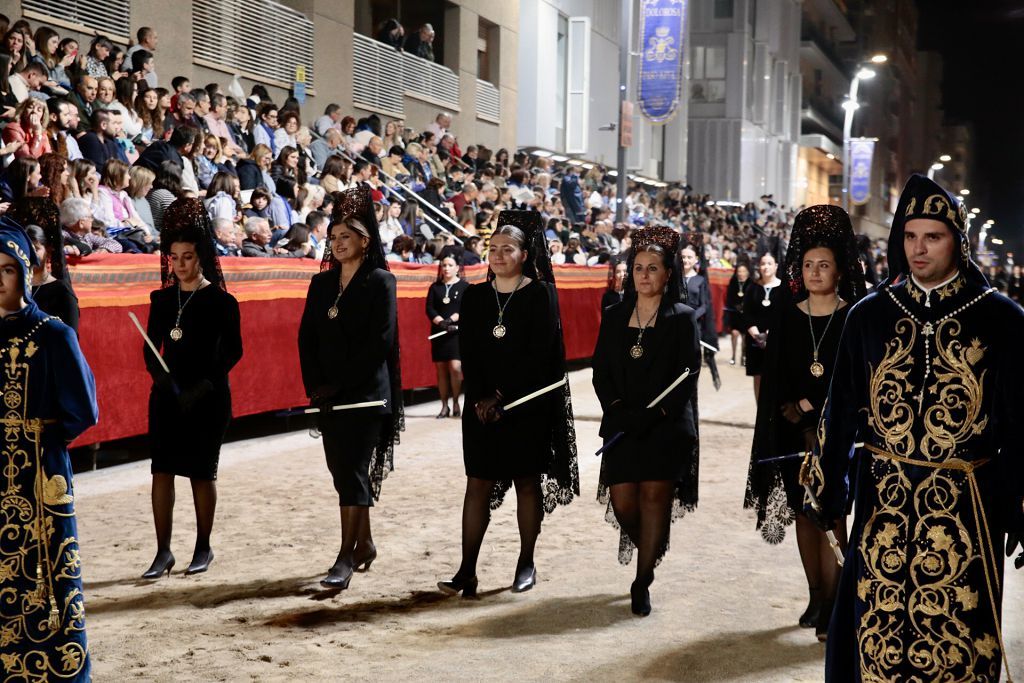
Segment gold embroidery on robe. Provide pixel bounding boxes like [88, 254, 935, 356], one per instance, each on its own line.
[867, 318, 917, 457]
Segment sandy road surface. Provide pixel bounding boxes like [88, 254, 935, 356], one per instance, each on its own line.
[75, 357, 1023, 681]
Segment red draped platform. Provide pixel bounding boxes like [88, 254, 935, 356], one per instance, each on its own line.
[70, 255, 626, 446]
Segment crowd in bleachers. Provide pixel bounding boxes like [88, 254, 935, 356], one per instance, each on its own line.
[0, 12, 899, 294]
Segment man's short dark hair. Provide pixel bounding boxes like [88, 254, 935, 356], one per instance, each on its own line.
[19, 62, 46, 78]
[91, 109, 110, 130]
[210, 93, 226, 109]
[353, 159, 371, 176]
[307, 211, 327, 230]
[175, 91, 196, 106]
[46, 97, 70, 117]
[257, 102, 278, 120]
[389, 145, 404, 158]
[170, 125, 198, 148]
[189, 88, 209, 103]
[324, 103, 340, 116]
[137, 26, 154, 43]
[171, 76, 190, 91]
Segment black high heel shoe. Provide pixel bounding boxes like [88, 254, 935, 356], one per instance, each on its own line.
[438, 574, 478, 597]
[452, 403, 461, 418]
[352, 544, 377, 572]
[321, 557, 354, 589]
[630, 581, 651, 616]
[184, 549, 214, 575]
[436, 406, 451, 419]
[511, 562, 537, 593]
[800, 589, 822, 628]
[816, 598, 835, 642]
[142, 551, 175, 579]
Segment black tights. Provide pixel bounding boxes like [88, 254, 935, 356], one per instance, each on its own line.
[609, 481, 675, 587]
[454, 476, 543, 579]
[333, 505, 373, 568]
[795, 513, 847, 603]
[151, 473, 217, 559]
[435, 361, 463, 410]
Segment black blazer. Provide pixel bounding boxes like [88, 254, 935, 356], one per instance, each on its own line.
[298, 263, 396, 415]
[592, 297, 701, 443]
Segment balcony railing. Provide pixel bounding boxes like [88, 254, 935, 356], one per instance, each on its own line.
[800, 21, 848, 77]
[353, 33, 461, 117]
[475, 79, 501, 122]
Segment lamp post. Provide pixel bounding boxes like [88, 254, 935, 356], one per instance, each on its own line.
[840, 55, 886, 212]
[614, 0, 632, 223]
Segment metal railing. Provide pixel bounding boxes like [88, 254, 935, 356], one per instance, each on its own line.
[353, 34, 462, 116]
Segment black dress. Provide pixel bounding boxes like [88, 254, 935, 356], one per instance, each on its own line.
[723, 276, 752, 330]
[32, 279, 80, 332]
[460, 280, 563, 481]
[298, 263, 396, 506]
[146, 285, 243, 480]
[744, 302, 849, 543]
[742, 280, 784, 376]
[425, 278, 469, 362]
[601, 289, 624, 312]
[592, 298, 701, 484]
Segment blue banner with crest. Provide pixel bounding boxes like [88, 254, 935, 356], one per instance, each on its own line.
[849, 138, 875, 205]
[638, 0, 687, 123]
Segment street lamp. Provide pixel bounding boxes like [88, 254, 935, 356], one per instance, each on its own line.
[927, 154, 950, 179]
[841, 61, 883, 212]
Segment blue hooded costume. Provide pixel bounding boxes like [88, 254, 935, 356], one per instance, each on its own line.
[804, 175, 1024, 681]
[0, 216, 98, 681]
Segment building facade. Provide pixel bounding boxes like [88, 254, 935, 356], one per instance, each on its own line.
[1, 0, 519, 151]
[516, 0, 690, 183]
[686, 0, 802, 206]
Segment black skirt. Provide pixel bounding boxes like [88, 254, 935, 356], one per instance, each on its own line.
[426, 279, 468, 362]
[320, 413, 384, 506]
[149, 381, 232, 480]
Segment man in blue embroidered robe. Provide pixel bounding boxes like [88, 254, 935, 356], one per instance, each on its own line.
[0, 215, 98, 681]
[803, 174, 1024, 682]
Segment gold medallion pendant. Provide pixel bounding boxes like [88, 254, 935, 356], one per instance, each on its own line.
[443, 296, 451, 304]
[327, 306, 339, 320]
[492, 324, 507, 339]
[810, 361, 824, 378]
[170, 327, 183, 341]
[630, 344, 644, 359]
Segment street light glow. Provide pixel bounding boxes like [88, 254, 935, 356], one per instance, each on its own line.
[939, 154, 952, 162]
[931, 163, 945, 171]
[960, 189, 970, 195]
[856, 68, 876, 80]
[970, 207, 980, 214]
[842, 100, 860, 112]
[870, 54, 888, 64]
[992, 238, 1004, 245]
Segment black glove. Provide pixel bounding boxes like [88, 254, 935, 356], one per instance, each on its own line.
[626, 406, 665, 437]
[1008, 532, 1024, 570]
[804, 502, 835, 533]
[310, 384, 339, 408]
[474, 393, 503, 424]
[152, 369, 179, 397]
[604, 401, 628, 434]
[781, 401, 803, 424]
[445, 322, 459, 334]
[177, 379, 213, 413]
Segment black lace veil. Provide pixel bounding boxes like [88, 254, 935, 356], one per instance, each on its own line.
[744, 204, 866, 543]
[159, 198, 226, 290]
[487, 210, 580, 513]
[326, 185, 405, 499]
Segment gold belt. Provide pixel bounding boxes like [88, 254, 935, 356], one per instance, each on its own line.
[865, 444, 1013, 681]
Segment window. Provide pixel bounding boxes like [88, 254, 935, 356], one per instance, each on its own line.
[714, 0, 734, 19]
[565, 17, 591, 153]
[555, 15, 568, 151]
[690, 45, 726, 103]
[193, 0, 315, 89]
[22, 0, 130, 41]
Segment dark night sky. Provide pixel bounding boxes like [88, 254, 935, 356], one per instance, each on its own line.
[915, 0, 1024, 254]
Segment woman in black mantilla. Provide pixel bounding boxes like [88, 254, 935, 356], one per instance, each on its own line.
[601, 258, 627, 312]
[724, 261, 752, 366]
[298, 185, 403, 589]
[743, 250, 784, 400]
[743, 204, 866, 639]
[438, 210, 579, 597]
[426, 253, 468, 418]
[679, 236, 720, 389]
[592, 226, 701, 616]
[142, 198, 243, 579]
[7, 198, 79, 332]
